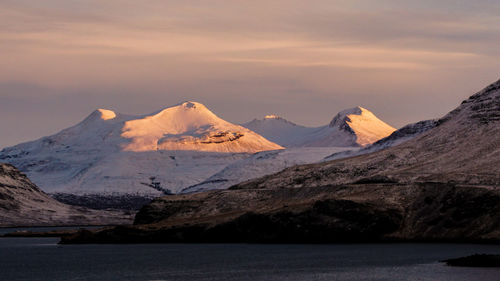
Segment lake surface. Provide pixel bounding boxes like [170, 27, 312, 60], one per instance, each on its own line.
[0, 236, 499, 281]
[0, 226, 103, 235]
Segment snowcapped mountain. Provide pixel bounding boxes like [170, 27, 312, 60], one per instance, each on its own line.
[243, 106, 396, 148]
[44, 101, 282, 154]
[0, 102, 282, 196]
[122, 102, 283, 153]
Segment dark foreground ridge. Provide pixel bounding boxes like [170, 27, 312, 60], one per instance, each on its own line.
[442, 254, 500, 267]
[60, 183, 500, 244]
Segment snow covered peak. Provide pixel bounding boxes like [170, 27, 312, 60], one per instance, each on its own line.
[328, 106, 396, 146]
[120, 102, 283, 153]
[329, 106, 365, 128]
[96, 109, 117, 120]
[243, 106, 396, 148]
[83, 108, 118, 123]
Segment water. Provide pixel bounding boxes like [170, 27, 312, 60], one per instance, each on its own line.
[0, 226, 102, 236]
[0, 237, 499, 281]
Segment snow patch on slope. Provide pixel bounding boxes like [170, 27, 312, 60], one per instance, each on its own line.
[242, 116, 318, 147]
[181, 147, 354, 193]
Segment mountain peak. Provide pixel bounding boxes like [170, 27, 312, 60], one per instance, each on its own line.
[329, 106, 366, 127]
[176, 101, 208, 110]
[329, 106, 396, 146]
[152, 101, 214, 117]
[95, 109, 117, 120]
[182, 101, 197, 108]
[81, 109, 118, 125]
[119, 102, 282, 153]
[264, 114, 281, 119]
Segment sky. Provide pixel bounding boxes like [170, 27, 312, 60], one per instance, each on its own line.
[1, 0, 500, 148]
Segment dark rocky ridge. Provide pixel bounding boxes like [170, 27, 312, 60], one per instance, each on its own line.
[62, 183, 500, 243]
[61, 78, 500, 244]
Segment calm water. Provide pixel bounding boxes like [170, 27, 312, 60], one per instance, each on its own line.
[0, 237, 499, 281]
[0, 226, 103, 235]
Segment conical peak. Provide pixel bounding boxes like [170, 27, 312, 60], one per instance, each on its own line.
[82, 108, 117, 123]
[95, 109, 117, 120]
[327, 106, 396, 146]
[339, 106, 365, 116]
[329, 106, 367, 128]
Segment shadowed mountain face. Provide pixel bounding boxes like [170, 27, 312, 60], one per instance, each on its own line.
[0, 163, 132, 227]
[61, 79, 500, 244]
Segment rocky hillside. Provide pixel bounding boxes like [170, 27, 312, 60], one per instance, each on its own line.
[0, 163, 132, 227]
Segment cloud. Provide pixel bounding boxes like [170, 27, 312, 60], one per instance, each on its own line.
[0, 0, 499, 148]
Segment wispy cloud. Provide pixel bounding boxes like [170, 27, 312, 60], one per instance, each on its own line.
[0, 0, 499, 147]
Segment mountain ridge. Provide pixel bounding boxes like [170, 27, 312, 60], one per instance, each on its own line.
[243, 106, 396, 148]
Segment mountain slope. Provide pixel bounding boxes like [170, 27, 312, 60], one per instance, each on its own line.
[0, 102, 282, 196]
[181, 147, 352, 193]
[324, 119, 438, 161]
[243, 107, 396, 148]
[242, 115, 318, 147]
[0, 163, 132, 226]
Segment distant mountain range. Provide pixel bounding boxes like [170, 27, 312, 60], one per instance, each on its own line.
[243, 106, 396, 147]
[64, 78, 500, 244]
[0, 101, 398, 200]
[239, 79, 500, 188]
